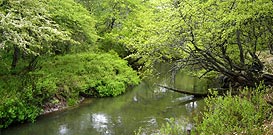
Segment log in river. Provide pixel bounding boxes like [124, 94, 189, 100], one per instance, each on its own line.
[157, 84, 228, 97]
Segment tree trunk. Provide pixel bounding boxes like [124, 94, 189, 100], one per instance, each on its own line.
[236, 30, 245, 65]
[11, 46, 20, 70]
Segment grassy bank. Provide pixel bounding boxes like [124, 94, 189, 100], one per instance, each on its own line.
[147, 84, 273, 135]
[195, 85, 273, 134]
[0, 52, 140, 128]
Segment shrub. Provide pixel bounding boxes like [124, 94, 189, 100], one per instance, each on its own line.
[0, 76, 41, 128]
[196, 84, 272, 134]
[37, 52, 140, 98]
[0, 52, 140, 128]
[158, 118, 186, 135]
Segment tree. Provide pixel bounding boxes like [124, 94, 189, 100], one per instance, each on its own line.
[0, 0, 72, 72]
[85, 0, 182, 74]
[78, 0, 184, 75]
[173, 0, 273, 87]
[48, 0, 98, 53]
[77, 0, 145, 57]
[113, 0, 273, 85]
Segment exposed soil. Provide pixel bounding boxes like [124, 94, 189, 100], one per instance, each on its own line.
[41, 95, 85, 115]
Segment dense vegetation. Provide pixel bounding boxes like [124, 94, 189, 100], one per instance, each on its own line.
[1, 0, 273, 133]
[0, 0, 139, 128]
[196, 85, 272, 134]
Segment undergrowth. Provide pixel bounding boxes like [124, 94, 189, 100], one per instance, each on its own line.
[195, 84, 273, 134]
[0, 52, 140, 128]
[135, 84, 273, 135]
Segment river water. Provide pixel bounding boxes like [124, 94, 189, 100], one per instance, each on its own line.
[0, 64, 209, 135]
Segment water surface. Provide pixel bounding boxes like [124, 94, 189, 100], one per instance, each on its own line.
[1, 65, 209, 135]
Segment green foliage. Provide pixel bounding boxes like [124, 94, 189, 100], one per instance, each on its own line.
[77, 0, 273, 81]
[134, 118, 189, 135]
[78, 0, 139, 35]
[168, 0, 273, 82]
[0, 0, 74, 75]
[0, 97, 40, 128]
[0, 0, 142, 130]
[79, 0, 183, 75]
[0, 52, 140, 128]
[34, 74, 58, 100]
[119, 0, 182, 61]
[77, 0, 143, 57]
[0, 0, 72, 56]
[48, 0, 97, 48]
[196, 84, 272, 134]
[158, 118, 185, 135]
[134, 127, 143, 135]
[0, 75, 45, 128]
[37, 52, 140, 97]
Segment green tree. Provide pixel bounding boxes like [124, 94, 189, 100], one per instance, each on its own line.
[113, 0, 273, 85]
[98, 0, 183, 75]
[172, 0, 273, 86]
[48, 0, 98, 53]
[0, 0, 72, 72]
[77, 0, 145, 57]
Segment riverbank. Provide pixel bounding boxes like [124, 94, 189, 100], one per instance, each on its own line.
[195, 85, 273, 134]
[149, 51, 273, 134]
[0, 52, 140, 129]
[0, 68, 207, 135]
[192, 51, 273, 134]
[41, 95, 85, 115]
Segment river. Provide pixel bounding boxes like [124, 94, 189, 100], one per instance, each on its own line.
[0, 64, 209, 135]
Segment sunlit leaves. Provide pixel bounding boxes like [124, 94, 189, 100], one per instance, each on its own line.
[0, 0, 72, 56]
[114, 0, 184, 72]
[175, 0, 273, 74]
[48, 0, 97, 44]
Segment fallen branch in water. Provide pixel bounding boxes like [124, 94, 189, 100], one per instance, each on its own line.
[157, 85, 208, 97]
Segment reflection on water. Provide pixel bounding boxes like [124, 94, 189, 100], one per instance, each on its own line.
[1, 64, 209, 135]
[91, 113, 111, 134]
[146, 117, 158, 127]
[59, 124, 68, 135]
[133, 96, 138, 102]
[185, 101, 198, 112]
[154, 85, 167, 93]
[172, 95, 194, 102]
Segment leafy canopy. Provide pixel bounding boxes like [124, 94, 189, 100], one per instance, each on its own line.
[0, 0, 72, 56]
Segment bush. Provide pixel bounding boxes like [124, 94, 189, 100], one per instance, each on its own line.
[0, 52, 140, 128]
[196, 84, 272, 134]
[37, 52, 140, 98]
[134, 118, 189, 135]
[0, 76, 42, 128]
[158, 118, 186, 135]
[0, 97, 40, 128]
